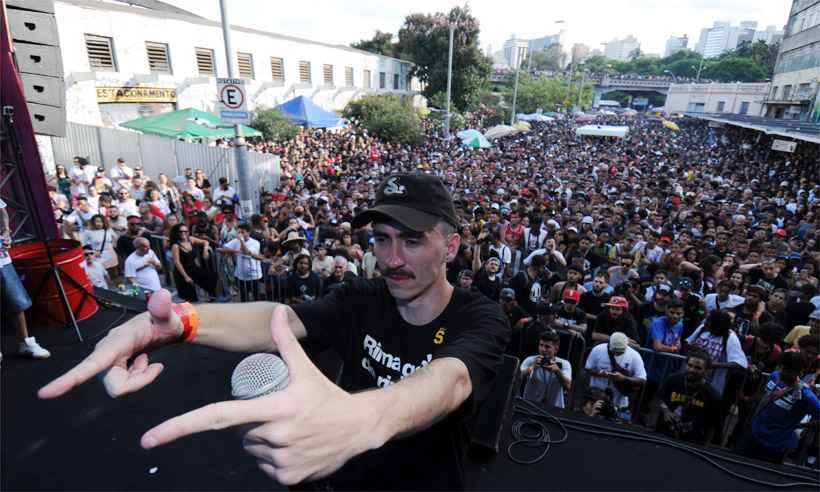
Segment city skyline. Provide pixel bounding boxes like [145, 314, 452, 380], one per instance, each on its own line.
[164, 0, 791, 58]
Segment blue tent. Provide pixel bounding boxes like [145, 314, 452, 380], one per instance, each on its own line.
[276, 95, 343, 128]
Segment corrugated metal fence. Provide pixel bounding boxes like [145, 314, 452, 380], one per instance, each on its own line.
[47, 122, 279, 195]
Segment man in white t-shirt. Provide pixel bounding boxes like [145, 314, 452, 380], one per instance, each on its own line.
[109, 158, 133, 190]
[585, 332, 647, 413]
[124, 237, 162, 293]
[115, 189, 139, 218]
[81, 246, 110, 289]
[520, 329, 572, 408]
[703, 280, 745, 314]
[311, 244, 335, 279]
[212, 177, 237, 205]
[685, 310, 747, 396]
[219, 224, 264, 302]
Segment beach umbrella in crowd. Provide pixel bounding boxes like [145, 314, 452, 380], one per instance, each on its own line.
[120, 108, 262, 139]
[484, 124, 521, 140]
[457, 129, 491, 148]
[662, 119, 681, 131]
[513, 121, 531, 131]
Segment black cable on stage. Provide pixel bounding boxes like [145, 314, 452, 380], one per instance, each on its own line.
[557, 414, 820, 488]
[506, 397, 568, 464]
[506, 397, 819, 489]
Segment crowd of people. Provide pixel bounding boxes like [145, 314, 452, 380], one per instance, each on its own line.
[40, 110, 820, 467]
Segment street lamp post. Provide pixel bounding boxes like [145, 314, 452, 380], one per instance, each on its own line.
[577, 70, 587, 110]
[444, 22, 455, 139]
[218, 0, 254, 215]
[510, 46, 526, 125]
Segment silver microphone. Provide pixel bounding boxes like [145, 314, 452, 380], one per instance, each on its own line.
[230, 353, 290, 400]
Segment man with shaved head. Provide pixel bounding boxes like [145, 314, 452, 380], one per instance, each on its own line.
[124, 236, 162, 294]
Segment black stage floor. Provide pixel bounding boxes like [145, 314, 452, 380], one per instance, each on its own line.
[3, 293, 818, 491]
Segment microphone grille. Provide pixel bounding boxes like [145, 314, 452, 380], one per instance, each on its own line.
[231, 353, 290, 400]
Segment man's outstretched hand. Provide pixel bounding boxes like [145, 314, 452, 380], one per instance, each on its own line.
[140, 306, 381, 485]
[38, 289, 182, 399]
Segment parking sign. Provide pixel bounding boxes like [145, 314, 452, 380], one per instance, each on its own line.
[217, 78, 249, 123]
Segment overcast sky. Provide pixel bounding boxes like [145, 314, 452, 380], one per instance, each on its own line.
[164, 0, 791, 56]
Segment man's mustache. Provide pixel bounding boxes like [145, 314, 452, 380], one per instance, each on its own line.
[379, 266, 416, 279]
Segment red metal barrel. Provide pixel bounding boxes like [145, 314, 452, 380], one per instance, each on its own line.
[9, 239, 98, 327]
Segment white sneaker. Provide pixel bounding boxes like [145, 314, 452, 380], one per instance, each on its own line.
[18, 337, 51, 359]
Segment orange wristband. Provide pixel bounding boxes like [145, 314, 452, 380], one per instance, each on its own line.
[172, 302, 199, 343]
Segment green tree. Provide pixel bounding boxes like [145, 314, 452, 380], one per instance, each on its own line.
[343, 94, 423, 145]
[396, 5, 492, 111]
[351, 30, 397, 57]
[530, 44, 566, 72]
[249, 107, 299, 142]
[723, 40, 778, 78]
[628, 47, 642, 61]
[702, 57, 767, 82]
[579, 55, 612, 73]
[502, 73, 590, 113]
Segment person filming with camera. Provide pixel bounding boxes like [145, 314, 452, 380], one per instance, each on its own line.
[520, 329, 572, 408]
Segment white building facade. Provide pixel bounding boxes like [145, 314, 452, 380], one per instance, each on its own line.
[696, 21, 784, 59]
[664, 35, 689, 57]
[603, 35, 640, 62]
[503, 37, 529, 69]
[51, 0, 420, 128]
[764, 0, 820, 120]
[664, 82, 770, 116]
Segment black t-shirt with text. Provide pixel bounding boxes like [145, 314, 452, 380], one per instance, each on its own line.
[293, 279, 509, 490]
[656, 373, 721, 445]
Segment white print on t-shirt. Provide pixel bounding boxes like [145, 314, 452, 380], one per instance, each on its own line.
[529, 282, 541, 304]
[362, 334, 432, 387]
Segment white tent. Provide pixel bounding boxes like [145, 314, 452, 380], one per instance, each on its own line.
[575, 125, 630, 138]
[517, 113, 554, 122]
[484, 125, 521, 140]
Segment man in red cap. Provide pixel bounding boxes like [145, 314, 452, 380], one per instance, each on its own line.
[591, 296, 640, 347]
[548, 289, 588, 336]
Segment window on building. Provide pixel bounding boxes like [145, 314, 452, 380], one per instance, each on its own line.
[687, 102, 705, 112]
[739, 101, 750, 115]
[771, 86, 779, 100]
[85, 34, 117, 71]
[783, 85, 792, 100]
[323, 64, 334, 85]
[237, 52, 254, 79]
[797, 83, 811, 99]
[393, 73, 399, 90]
[299, 61, 311, 83]
[270, 57, 284, 81]
[716, 101, 725, 112]
[195, 47, 216, 76]
[344, 66, 354, 87]
[145, 41, 171, 74]
[379, 72, 386, 89]
[406, 74, 412, 90]
[363, 69, 371, 89]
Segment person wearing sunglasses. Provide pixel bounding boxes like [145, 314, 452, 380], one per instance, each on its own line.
[169, 223, 216, 302]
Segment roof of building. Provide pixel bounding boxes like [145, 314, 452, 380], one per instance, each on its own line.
[108, 0, 205, 19]
[685, 112, 820, 144]
[60, 0, 414, 64]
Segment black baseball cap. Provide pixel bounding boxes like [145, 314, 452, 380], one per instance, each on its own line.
[352, 173, 458, 232]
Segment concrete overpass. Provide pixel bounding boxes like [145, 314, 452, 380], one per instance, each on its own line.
[589, 74, 672, 107]
[490, 71, 673, 107]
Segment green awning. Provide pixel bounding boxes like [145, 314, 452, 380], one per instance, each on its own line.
[120, 108, 261, 139]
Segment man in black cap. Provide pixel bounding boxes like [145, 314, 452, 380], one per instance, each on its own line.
[41, 173, 509, 491]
